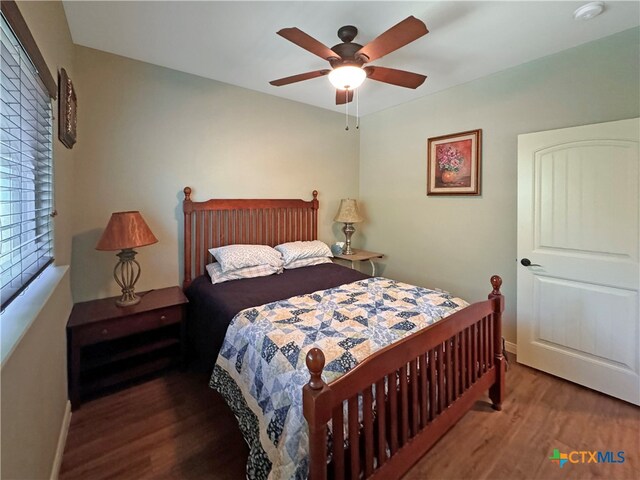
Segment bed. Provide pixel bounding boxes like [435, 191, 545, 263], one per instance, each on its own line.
[182, 186, 505, 480]
[186, 262, 369, 370]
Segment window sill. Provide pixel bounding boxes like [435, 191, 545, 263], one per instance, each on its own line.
[1, 264, 69, 368]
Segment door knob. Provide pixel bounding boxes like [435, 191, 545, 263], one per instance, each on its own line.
[520, 258, 541, 267]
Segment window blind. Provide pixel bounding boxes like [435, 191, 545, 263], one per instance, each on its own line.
[0, 14, 53, 308]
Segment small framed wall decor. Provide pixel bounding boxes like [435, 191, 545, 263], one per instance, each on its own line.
[58, 68, 77, 149]
[427, 129, 482, 195]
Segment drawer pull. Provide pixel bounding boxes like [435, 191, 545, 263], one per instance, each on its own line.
[160, 315, 167, 321]
[101, 328, 108, 335]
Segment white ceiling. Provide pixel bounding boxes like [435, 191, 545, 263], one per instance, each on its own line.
[63, 1, 640, 116]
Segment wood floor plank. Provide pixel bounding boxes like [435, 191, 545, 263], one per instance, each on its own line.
[406, 357, 639, 480]
[59, 358, 639, 480]
[59, 372, 247, 480]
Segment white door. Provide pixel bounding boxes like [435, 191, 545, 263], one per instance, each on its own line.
[517, 118, 639, 405]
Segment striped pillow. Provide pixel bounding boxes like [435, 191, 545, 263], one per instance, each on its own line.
[205, 262, 282, 285]
[284, 256, 333, 270]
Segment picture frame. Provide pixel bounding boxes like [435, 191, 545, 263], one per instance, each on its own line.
[427, 129, 482, 196]
[58, 68, 77, 149]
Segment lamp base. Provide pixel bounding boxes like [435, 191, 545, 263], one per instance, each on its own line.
[113, 248, 142, 308]
[115, 292, 141, 307]
[341, 223, 356, 255]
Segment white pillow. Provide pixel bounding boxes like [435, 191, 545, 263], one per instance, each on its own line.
[274, 241, 333, 268]
[209, 244, 283, 273]
[284, 256, 333, 270]
[205, 262, 282, 285]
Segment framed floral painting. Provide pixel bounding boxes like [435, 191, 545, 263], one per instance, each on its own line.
[58, 68, 77, 149]
[427, 129, 482, 195]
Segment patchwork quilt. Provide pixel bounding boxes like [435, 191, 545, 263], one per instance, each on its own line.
[211, 277, 468, 480]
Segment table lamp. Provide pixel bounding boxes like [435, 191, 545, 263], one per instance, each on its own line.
[96, 211, 158, 307]
[334, 199, 363, 255]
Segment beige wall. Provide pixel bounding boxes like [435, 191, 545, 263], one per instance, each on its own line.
[71, 46, 360, 302]
[359, 27, 640, 344]
[1, 270, 72, 480]
[1, 1, 75, 479]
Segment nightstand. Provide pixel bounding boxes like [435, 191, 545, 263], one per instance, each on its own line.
[333, 249, 384, 276]
[67, 286, 188, 409]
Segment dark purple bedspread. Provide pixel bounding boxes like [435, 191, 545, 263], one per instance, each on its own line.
[185, 262, 369, 371]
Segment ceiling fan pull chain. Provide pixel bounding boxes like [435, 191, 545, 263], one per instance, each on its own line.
[345, 95, 349, 131]
[356, 88, 360, 130]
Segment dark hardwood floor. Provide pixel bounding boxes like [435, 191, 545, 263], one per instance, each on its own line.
[59, 357, 639, 480]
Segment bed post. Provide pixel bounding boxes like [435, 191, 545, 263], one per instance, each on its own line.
[311, 190, 319, 240]
[488, 275, 505, 411]
[303, 347, 331, 480]
[183, 186, 193, 290]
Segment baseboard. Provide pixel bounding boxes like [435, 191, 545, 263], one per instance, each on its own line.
[505, 341, 517, 355]
[50, 400, 71, 480]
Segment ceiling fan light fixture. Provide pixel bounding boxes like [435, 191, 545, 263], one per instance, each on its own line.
[328, 66, 366, 90]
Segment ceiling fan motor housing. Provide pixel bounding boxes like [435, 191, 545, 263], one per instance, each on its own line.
[329, 44, 366, 68]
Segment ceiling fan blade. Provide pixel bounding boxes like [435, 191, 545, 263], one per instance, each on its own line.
[356, 16, 428, 62]
[270, 70, 330, 86]
[277, 27, 339, 61]
[336, 89, 354, 105]
[365, 66, 427, 89]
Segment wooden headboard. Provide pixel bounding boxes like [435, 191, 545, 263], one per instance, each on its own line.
[182, 186, 319, 288]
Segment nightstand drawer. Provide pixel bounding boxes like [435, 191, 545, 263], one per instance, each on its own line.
[75, 306, 182, 345]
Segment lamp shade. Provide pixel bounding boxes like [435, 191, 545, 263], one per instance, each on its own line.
[328, 66, 367, 91]
[334, 199, 363, 223]
[96, 211, 158, 251]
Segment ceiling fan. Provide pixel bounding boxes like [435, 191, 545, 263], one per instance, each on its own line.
[269, 16, 429, 105]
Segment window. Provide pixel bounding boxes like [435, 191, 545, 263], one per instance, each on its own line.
[0, 11, 54, 309]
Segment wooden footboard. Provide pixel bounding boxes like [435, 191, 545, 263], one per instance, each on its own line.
[303, 276, 505, 480]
